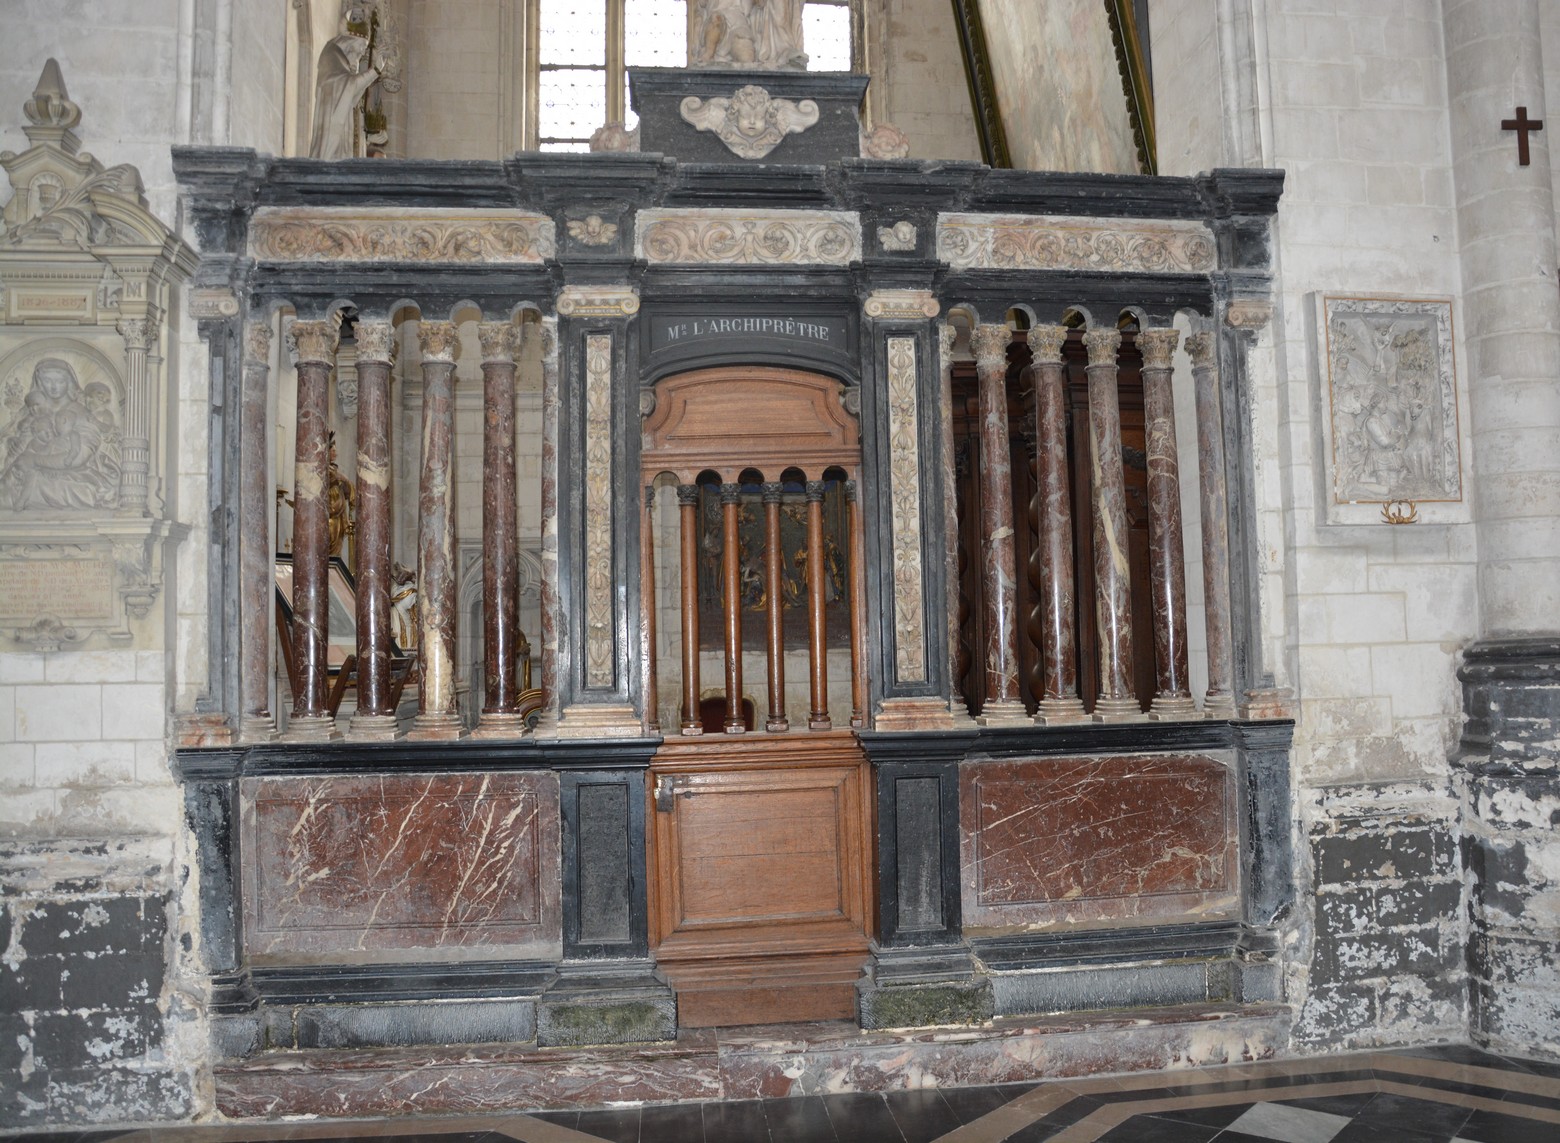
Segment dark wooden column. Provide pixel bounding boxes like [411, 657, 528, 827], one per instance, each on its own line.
[1187, 330, 1237, 718]
[346, 319, 398, 740]
[1140, 327, 1198, 719]
[1083, 326, 1143, 722]
[720, 482, 746, 733]
[1026, 324, 1087, 725]
[475, 322, 525, 737]
[762, 482, 788, 732]
[238, 319, 277, 742]
[408, 320, 465, 740]
[805, 479, 831, 730]
[971, 323, 1028, 725]
[678, 483, 703, 735]
[846, 478, 867, 729]
[282, 317, 340, 742]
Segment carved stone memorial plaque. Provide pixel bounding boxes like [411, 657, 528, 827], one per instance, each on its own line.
[1316, 295, 1466, 525]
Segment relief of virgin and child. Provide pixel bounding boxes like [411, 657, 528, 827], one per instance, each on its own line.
[0, 358, 121, 511]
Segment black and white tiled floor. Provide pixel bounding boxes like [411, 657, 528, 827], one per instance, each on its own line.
[7, 1045, 1559, 1143]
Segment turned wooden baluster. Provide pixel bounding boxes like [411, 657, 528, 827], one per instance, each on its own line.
[720, 482, 746, 733]
[805, 479, 831, 730]
[678, 483, 703, 735]
[283, 317, 339, 742]
[1186, 330, 1237, 718]
[971, 323, 1028, 725]
[1027, 324, 1088, 724]
[1140, 327, 1198, 720]
[475, 322, 525, 737]
[347, 319, 398, 740]
[644, 486, 660, 733]
[847, 478, 867, 729]
[1083, 326, 1142, 721]
[763, 482, 788, 732]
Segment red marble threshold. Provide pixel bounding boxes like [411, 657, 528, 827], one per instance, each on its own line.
[214, 1002, 1291, 1120]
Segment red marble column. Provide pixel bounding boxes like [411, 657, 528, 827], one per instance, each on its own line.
[971, 323, 1028, 725]
[678, 483, 703, 735]
[720, 482, 746, 733]
[282, 317, 340, 742]
[238, 320, 277, 742]
[1187, 330, 1237, 718]
[537, 320, 560, 732]
[939, 322, 969, 720]
[643, 486, 660, 733]
[805, 479, 831, 731]
[1026, 325, 1087, 725]
[346, 320, 399, 741]
[408, 320, 465, 740]
[475, 322, 525, 739]
[762, 483, 788, 732]
[846, 478, 867, 729]
[1083, 326, 1143, 722]
[1140, 327, 1198, 720]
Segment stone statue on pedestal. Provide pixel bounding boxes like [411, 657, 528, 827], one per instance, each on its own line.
[690, 0, 807, 70]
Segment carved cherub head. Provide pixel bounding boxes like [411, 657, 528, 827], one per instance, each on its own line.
[729, 85, 776, 140]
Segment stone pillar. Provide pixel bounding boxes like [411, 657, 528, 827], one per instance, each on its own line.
[1446, 0, 1560, 638]
[1186, 330, 1236, 718]
[407, 320, 464, 740]
[114, 316, 155, 516]
[1083, 326, 1142, 722]
[280, 318, 340, 742]
[1026, 325, 1087, 725]
[346, 320, 399, 740]
[1445, 0, 1560, 1055]
[1139, 327, 1197, 720]
[238, 319, 277, 742]
[971, 323, 1027, 725]
[475, 322, 526, 739]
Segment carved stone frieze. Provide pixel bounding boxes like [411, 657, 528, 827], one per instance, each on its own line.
[679, 86, 819, 160]
[885, 336, 927, 683]
[557, 286, 640, 318]
[937, 213, 1217, 274]
[637, 209, 861, 266]
[876, 220, 917, 252]
[248, 207, 556, 264]
[865, 289, 939, 320]
[582, 333, 614, 689]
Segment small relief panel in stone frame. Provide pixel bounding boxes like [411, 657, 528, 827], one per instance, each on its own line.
[1315, 294, 1468, 526]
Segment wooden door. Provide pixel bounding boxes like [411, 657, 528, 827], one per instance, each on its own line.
[648, 733, 874, 1027]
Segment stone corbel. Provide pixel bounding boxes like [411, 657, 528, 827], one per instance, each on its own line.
[864, 289, 939, 320]
[1225, 300, 1273, 331]
[557, 286, 640, 318]
[12, 615, 86, 652]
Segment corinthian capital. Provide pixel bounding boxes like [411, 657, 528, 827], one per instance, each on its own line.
[287, 318, 340, 366]
[417, 320, 459, 364]
[1082, 326, 1121, 367]
[477, 322, 519, 364]
[354, 320, 396, 365]
[1136, 327, 1180, 371]
[970, 323, 1011, 373]
[1026, 324, 1068, 365]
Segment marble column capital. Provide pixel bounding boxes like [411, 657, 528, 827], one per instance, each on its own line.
[971, 323, 1011, 374]
[719, 481, 742, 504]
[805, 480, 826, 501]
[116, 316, 155, 352]
[1184, 331, 1216, 369]
[761, 481, 783, 503]
[288, 318, 340, 366]
[864, 289, 940, 319]
[939, 321, 957, 360]
[478, 321, 520, 364]
[1137, 327, 1180, 371]
[676, 483, 700, 506]
[243, 319, 273, 364]
[1083, 326, 1122, 366]
[354, 320, 396, 365]
[1026, 324, 1068, 365]
[418, 320, 459, 364]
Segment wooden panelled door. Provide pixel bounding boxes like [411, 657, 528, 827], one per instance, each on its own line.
[641, 367, 874, 1027]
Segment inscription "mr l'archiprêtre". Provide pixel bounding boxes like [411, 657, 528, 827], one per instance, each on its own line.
[663, 316, 836, 342]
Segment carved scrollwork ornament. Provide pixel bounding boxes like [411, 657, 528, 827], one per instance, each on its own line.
[13, 615, 84, 653]
[639, 387, 658, 418]
[1225, 300, 1273, 330]
[1381, 500, 1419, 525]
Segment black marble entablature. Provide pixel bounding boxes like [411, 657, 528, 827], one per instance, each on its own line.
[172, 737, 660, 781]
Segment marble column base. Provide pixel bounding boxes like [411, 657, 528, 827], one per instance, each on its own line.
[977, 699, 1030, 727]
[1148, 694, 1201, 721]
[555, 703, 643, 739]
[874, 697, 960, 732]
[281, 713, 340, 742]
[345, 712, 400, 742]
[536, 961, 677, 1048]
[237, 714, 278, 744]
[472, 712, 529, 740]
[1091, 697, 1148, 724]
[1033, 697, 1088, 726]
[857, 946, 994, 1030]
[1203, 692, 1238, 720]
[406, 712, 466, 741]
